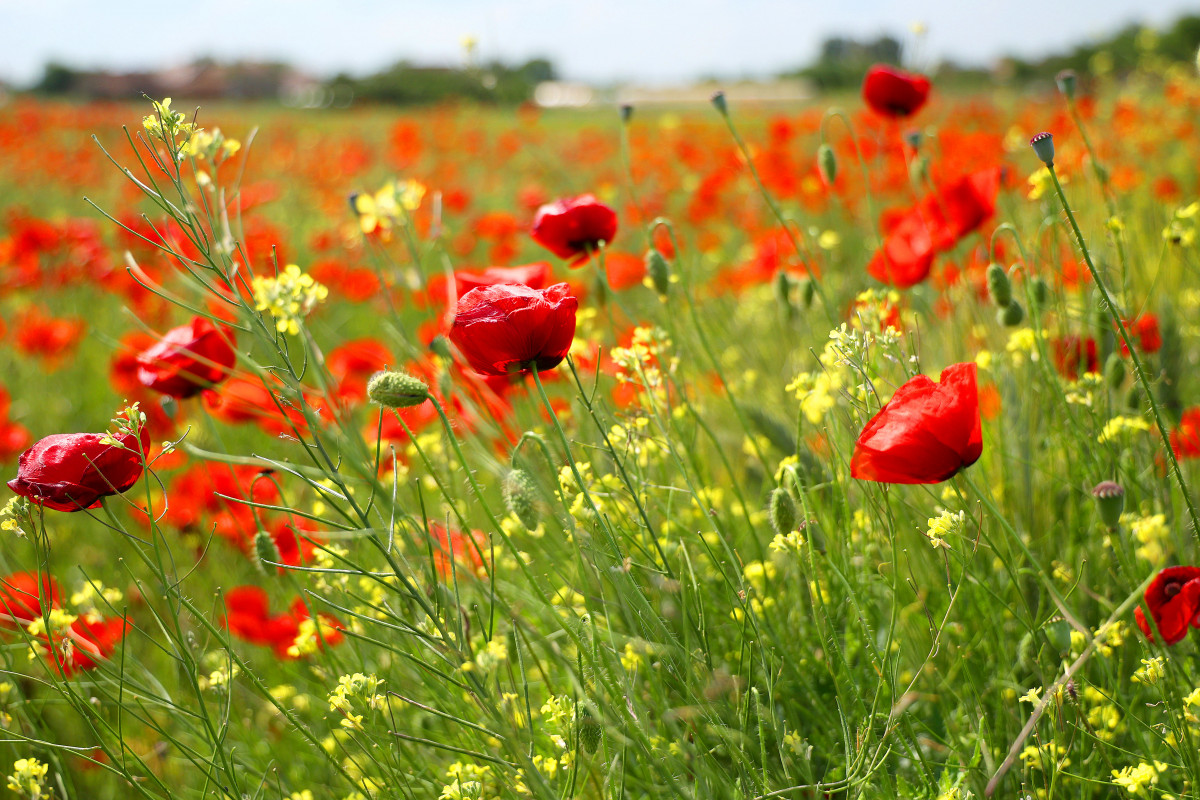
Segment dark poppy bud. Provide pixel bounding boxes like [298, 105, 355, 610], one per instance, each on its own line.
[578, 707, 603, 754]
[768, 488, 797, 537]
[644, 248, 671, 296]
[253, 530, 281, 574]
[816, 144, 837, 185]
[986, 263, 1012, 307]
[367, 371, 429, 409]
[1091, 481, 1124, 529]
[619, 104, 633, 124]
[800, 278, 816, 309]
[1104, 353, 1126, 390]
[997, 301, 1025, 327]
[503, 469, 539, 531]
[904, 129, 923, 150]
[1055, 70, 1077, 100]
[710, 90, 728, 115]
[1031, 277, 1050, 307]
[1030, 132, 1055, 166]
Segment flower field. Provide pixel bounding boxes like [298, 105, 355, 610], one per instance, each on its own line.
[2, 63, 1200, 800]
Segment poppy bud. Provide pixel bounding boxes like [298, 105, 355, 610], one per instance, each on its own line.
[816, 144, 837, 185]
[577, 707, 603, 754]
[1091, 481, 1124, 529]
[1031, 277, 1050, 308]
[800, 278, 816, 309]
[904, 129, 923, 151]
[1104, 353, 1125, 390]
[644, 248, 671, 296]
[768, 488, 797, 537]
[367, 371, 429, 409]
[1043, 618, 1073, 655]
[773, 271, 794, 316]
[429, 335, 453, 361]
[1030, 132, 1055, 166]
[985, 263, 1012, 307]
[710, 90, 728, 115]
[254, 530, 281, 573]
[503, 469, 539, 531]
[997, 301, 1025, 327]
[1055, 70, 1077, 100]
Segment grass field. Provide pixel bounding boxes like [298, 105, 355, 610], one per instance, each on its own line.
[1, 67, 1200, 800]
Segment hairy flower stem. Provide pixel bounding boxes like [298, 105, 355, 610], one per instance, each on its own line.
[1048, 165, 1200, 540]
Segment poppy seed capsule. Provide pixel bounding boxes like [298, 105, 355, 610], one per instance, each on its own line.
[985, 263, 1012, 307]
[816, 144, 837, 185]
[768, 487, 797, 537]
[644, 248, 671, 296]
[367, 371, 429, 409]
[503, 469, 539, 531]
[710, 90, 728, 114]
[253, 530, 281, 573]
[1030, 132, 1055, 166]
[1091, 481, 1125, 529]
[1055, 70, 1077, 100]
[997, 300, 1025, 327]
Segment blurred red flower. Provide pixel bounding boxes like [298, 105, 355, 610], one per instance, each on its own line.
[449, 283, 578, 376]
[222, 586, 344, 659]
[8, 428, 149, 512]
[851, 363, 982, 484]
[862, 64, 931, 119]
[137, 317, 238, 399]
[531, 195, 617, 263]
[1120, 314, 1162, 356]
[1170, 408, 1200, 459]
[1135, 566, 1200, 644]
[0, 572, 126, 677]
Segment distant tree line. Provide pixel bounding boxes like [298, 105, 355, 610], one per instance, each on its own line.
[326, 58, 556, 105]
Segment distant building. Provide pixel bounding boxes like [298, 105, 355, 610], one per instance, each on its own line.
[70, 60, 320, 101]
[534, 79, 811, 108]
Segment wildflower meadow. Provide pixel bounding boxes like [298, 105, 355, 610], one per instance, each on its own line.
[3, 51, 1200, 800]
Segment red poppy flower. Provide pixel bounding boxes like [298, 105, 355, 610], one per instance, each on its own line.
[1120, 314, 1162, 356]
[0, 572, 61, 627]
[1135, 566, 1200, 644]
[1171, 408, 1200, 459]
[0, 571, 125, 677]
[222, 586, 344, 659]
[136, 317, 238, 399]
[867, 210, 937, 288]
[1051, 336, 1099, 378]
[449, 283, 578, 376]
[851, 363, 983, 484]
[862, 64, 931, 119]
[530, 195, 618, 263]
[8, 428, 149, 512]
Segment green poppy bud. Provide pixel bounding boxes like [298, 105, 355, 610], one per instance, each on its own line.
[578, 707, 603, 754]
[254, 530, 281, 573]
[816, 144, 837, 185]
[367, 371, 430, 409]
[1104, 353, 1125, 390]
[644, 248, 671, 296]
[1031, 277, 1050, 308]
[768, 487, 797, 537]
[986, 263, 1012, 307]
[503, 469, 539, 531]
[998, 301, 1025, 327]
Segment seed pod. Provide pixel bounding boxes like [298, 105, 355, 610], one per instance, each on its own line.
[1092, 481, 1125, 529]
[503, 469, 539, 531]
[1055, 70, 1078, 100]
[986, 263, 1012, 307]
[619, 104, 633, 124]
[1104, 353, 1125, 390]
[578, 707, 603, 754]
[997, 301, 1025, 327]
[816, 144, 837, 185]
[773, 271, 794, 318]
[644, 248, 671, 296]
[768, 487, 797, 537]
[367, 371, 430, 409]
[1030, 132, 1055, 166]
[710, 90, 728, 115]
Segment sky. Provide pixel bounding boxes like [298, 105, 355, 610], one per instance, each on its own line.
[1, 0, 1197, 87]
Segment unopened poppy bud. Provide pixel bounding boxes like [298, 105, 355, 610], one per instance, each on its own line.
[773, 271, 794, 316]
[1031, 277, 1050, 307]
[768, 488, 797, 537]
[619, 104, 633, 124]
[904, 129, 923, 150]
[800, 278, 816, 309]
[985, 263, 1012, 307]
[1043, 618, 1073, 655]
[1030, 132, 1055, 166]
[1055, 70, 1077, 100]
[367, 371, 429, 409]
[816, 144, 837, 185]
[429, 335, 453, 360]
[997, 301, 1025, 327]
[503, 469, 539, 531]
[254, 530, 281, 572]
[644, 248, 671, 296]
[1091, 480, 1124, 529]
[577, 707, 603, 754]
[1104, 353, 1126, 390]
[710, 90, 727, 115]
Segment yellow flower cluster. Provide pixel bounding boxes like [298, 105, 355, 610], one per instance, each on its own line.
[1163, 201, 1199, 246]
[1111, 761, 1167, 796]
[1098, 415, 1151, 443]
[252, 264, 329, 336]
[925, 509, 965, 550]
[6, 758, 49, 800]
